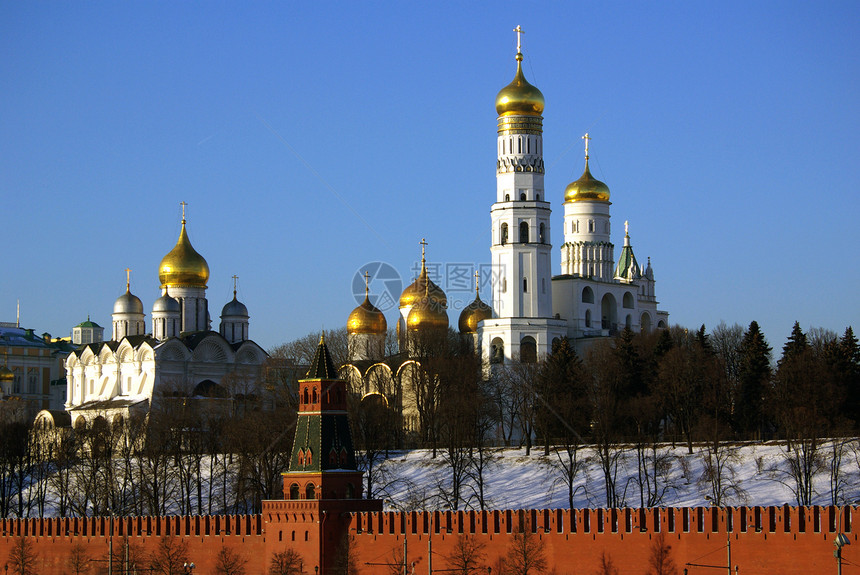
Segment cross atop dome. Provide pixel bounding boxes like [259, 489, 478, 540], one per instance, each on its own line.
[514, 25, 524, 54]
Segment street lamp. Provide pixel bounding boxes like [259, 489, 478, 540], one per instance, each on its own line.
[183, 562, 196, 574]
[834, 533, 851, 575]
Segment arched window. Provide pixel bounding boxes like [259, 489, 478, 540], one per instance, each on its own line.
[306, 483, 316, 500]
[303, 388, 309, 405]
[523, 278, 528, 293]
[519, 222, 529, 243]
[536, 193, 540, 201]
[585, 309, 592, 328]
[490, 338, 505, 364]
[625, 314, 632, 329]
[520, 337, 537, 364]
[346, 483, 355, 499]
[290, 483, 300, 500]
[623, 292, 635, 309]
[312, 388, 318, 404]
[306, 449, 312, 466]
[298, 451, 305, 466]
[501, 223, 508, 245]
[539, 223, 545, 243]
[641, 312, 652, 334]
[505, 194, 510, 201]
[520, 192, 526, 201]
[582, 286, 595, 304]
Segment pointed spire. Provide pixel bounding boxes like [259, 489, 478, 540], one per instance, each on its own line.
[305, 332, 336, 379]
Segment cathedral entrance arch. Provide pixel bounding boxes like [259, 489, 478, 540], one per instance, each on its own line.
[582, 286, 594, 303]
[601, 293, 618, 331]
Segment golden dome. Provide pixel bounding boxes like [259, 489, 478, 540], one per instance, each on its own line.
[347, 295, 387, 335]
[158, 220, 210, 288]
[495, 53, 544, 117]
[407, 296, 449, 332]
[0, 366, 13, 383]
[400, 241, 447, 309]
[458, 295, 493, 334]
[564, 158, 611, 203]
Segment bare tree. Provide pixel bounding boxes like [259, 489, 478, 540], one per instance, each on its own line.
[66, 542, 91, 575]
[271, 328, 349, 369]
[8, 537, 39, 575]
[504, 519, 547, 575]
[594, 552, 619, 575]
[444, 535, 487, 575]
[646, 532, 679, 575]
[148, 536, 189, 575]
[214, 546, 248, 575]
[269, 549, 304, 575]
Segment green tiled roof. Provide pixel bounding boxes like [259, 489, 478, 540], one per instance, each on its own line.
[305, 336, 337, 379]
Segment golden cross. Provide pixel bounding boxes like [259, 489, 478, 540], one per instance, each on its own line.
[419, 238, 428, 262]
[475, 270, 481, 295]
[514, 25, 524, 54]
[125, 268, 131, 290]
[363, 270, 370, 295]
[180, 201, 187, 222]
[625, 220, 629, 235]
[582, 133, 591, 159]
[232, 274, 239, 296]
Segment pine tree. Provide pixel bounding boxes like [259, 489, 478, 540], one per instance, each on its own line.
[838, 326, 860, 428]
[735, 321, 771, 439]
[780, 321, 808, 364]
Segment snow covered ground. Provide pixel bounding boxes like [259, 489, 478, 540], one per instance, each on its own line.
[370, 439, 860, 512]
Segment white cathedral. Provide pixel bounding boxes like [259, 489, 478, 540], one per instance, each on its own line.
[56, 211, 267, 428]
[346, 29, 669, 374]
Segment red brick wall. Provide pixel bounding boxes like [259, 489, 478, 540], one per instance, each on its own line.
[0, 506, 855, 574]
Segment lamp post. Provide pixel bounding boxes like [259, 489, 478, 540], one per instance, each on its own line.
[835, 533, 850, 575]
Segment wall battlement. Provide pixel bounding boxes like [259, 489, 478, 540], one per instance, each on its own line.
[0, 505, 855, 574]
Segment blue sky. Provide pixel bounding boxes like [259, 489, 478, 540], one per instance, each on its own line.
[2, 2, 858, 352]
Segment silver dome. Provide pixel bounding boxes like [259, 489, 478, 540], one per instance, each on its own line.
[113, 289, 144, 315]
[221, 295, 248, 318]
[152, 293, 181, 314]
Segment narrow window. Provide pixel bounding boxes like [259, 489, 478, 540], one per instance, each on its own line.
[519, 221, 529, 243]
[505, 193, 510, 201]
[539, 223, 545, 243]
[501, 223, 508, 245]
[520, 192, 526, 201]
[523, 278, 528, 292]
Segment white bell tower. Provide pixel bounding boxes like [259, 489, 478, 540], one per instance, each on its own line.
[480, 26, 566, 366]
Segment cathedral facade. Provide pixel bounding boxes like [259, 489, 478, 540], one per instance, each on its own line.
[55, 211, 267, 428]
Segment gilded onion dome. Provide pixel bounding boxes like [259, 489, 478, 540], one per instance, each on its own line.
[0, 365, 13, 383]
[564, 157, 611, 203]
[495, 52, 544, 117]
[158, 219, 210, 288]
[399, 240, 447, 309]
[458, 288, 493, 335]
[407, 295, 449, 332]
[347, 294, 387, 335]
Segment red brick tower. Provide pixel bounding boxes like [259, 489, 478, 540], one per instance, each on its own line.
[263, 335, 382, 574]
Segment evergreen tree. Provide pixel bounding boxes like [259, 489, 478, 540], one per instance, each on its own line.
[735, 321, 771, 439]
[616, 327, 645, 399]
[695, 324, 713, 355]
[837, 326, 860, 428]
[780, 321, 808, 363]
